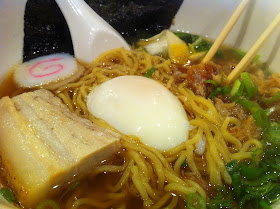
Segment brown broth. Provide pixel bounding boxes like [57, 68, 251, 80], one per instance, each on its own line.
[0, 69, 26, 99]
[51, 150, 145, 209]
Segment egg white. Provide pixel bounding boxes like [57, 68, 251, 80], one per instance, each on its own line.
[87, 75, 189, 151]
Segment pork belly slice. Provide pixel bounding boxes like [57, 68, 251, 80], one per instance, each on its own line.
[0, 89, 120, 208]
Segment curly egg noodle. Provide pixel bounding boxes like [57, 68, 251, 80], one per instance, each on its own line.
[54, 48, 262, 208]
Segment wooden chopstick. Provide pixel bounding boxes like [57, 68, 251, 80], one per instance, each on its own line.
[201, 0, 250, 64]
[227, 12, 280, 83]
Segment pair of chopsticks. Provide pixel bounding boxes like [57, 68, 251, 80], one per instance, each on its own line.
[200, 0, 280, 83]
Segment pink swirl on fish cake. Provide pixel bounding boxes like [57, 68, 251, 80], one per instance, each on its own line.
[29, 58, 64, 78]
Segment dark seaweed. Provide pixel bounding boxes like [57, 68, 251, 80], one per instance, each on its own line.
[85, 0, 183, 44]
[23, 0, 74, 62]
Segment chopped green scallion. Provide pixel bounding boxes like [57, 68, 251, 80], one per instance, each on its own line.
[186, 193, 206, 209]
[252, 109, 269, 129]
[230, 79, 242, 97]
[207, 86, 231, 99]
[205, 79, 219, 87]
[144, 67, 157, 78]
[239, 163, 265, 180]
[251, 148, 263, 167]
[221, 86, 231, 94]
[235, 98, 261, 113]
[192, 37, 203, 47]
[239, 193, 257, 209]
[264, 184, 280, 203]
[234, 48, 247, 58]
[240, 72, 258, 98]
[259, 199, 271, 209]
[209, 187, 233, 209]
[226, 160, 243, 200]
[265, 91, 280, 104]
[0, 188, 16, 203]
[262, 123, 280, 146]
[233, 48, 260, 63]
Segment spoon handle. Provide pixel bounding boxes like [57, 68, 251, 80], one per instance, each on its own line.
[55, 0, 130, 63]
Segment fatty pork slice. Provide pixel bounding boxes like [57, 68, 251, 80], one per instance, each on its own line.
[0, 89, 120, 208]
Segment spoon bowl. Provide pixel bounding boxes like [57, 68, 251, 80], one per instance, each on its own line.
[55, 0, 130, 63]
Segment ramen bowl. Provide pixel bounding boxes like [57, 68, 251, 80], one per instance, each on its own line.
[0, 0, 280, 208]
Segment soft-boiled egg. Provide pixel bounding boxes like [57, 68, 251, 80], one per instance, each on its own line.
[87, 75, 189, 151]
[166, 30, 190, 64]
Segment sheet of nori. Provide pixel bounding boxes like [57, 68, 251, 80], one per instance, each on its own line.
[23, 0, 74, 62]
[23, 0, 183, 62]
[85, 0, 184, 44]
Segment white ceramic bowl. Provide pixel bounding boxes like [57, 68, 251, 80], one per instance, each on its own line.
[0, 0, 280, 208]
